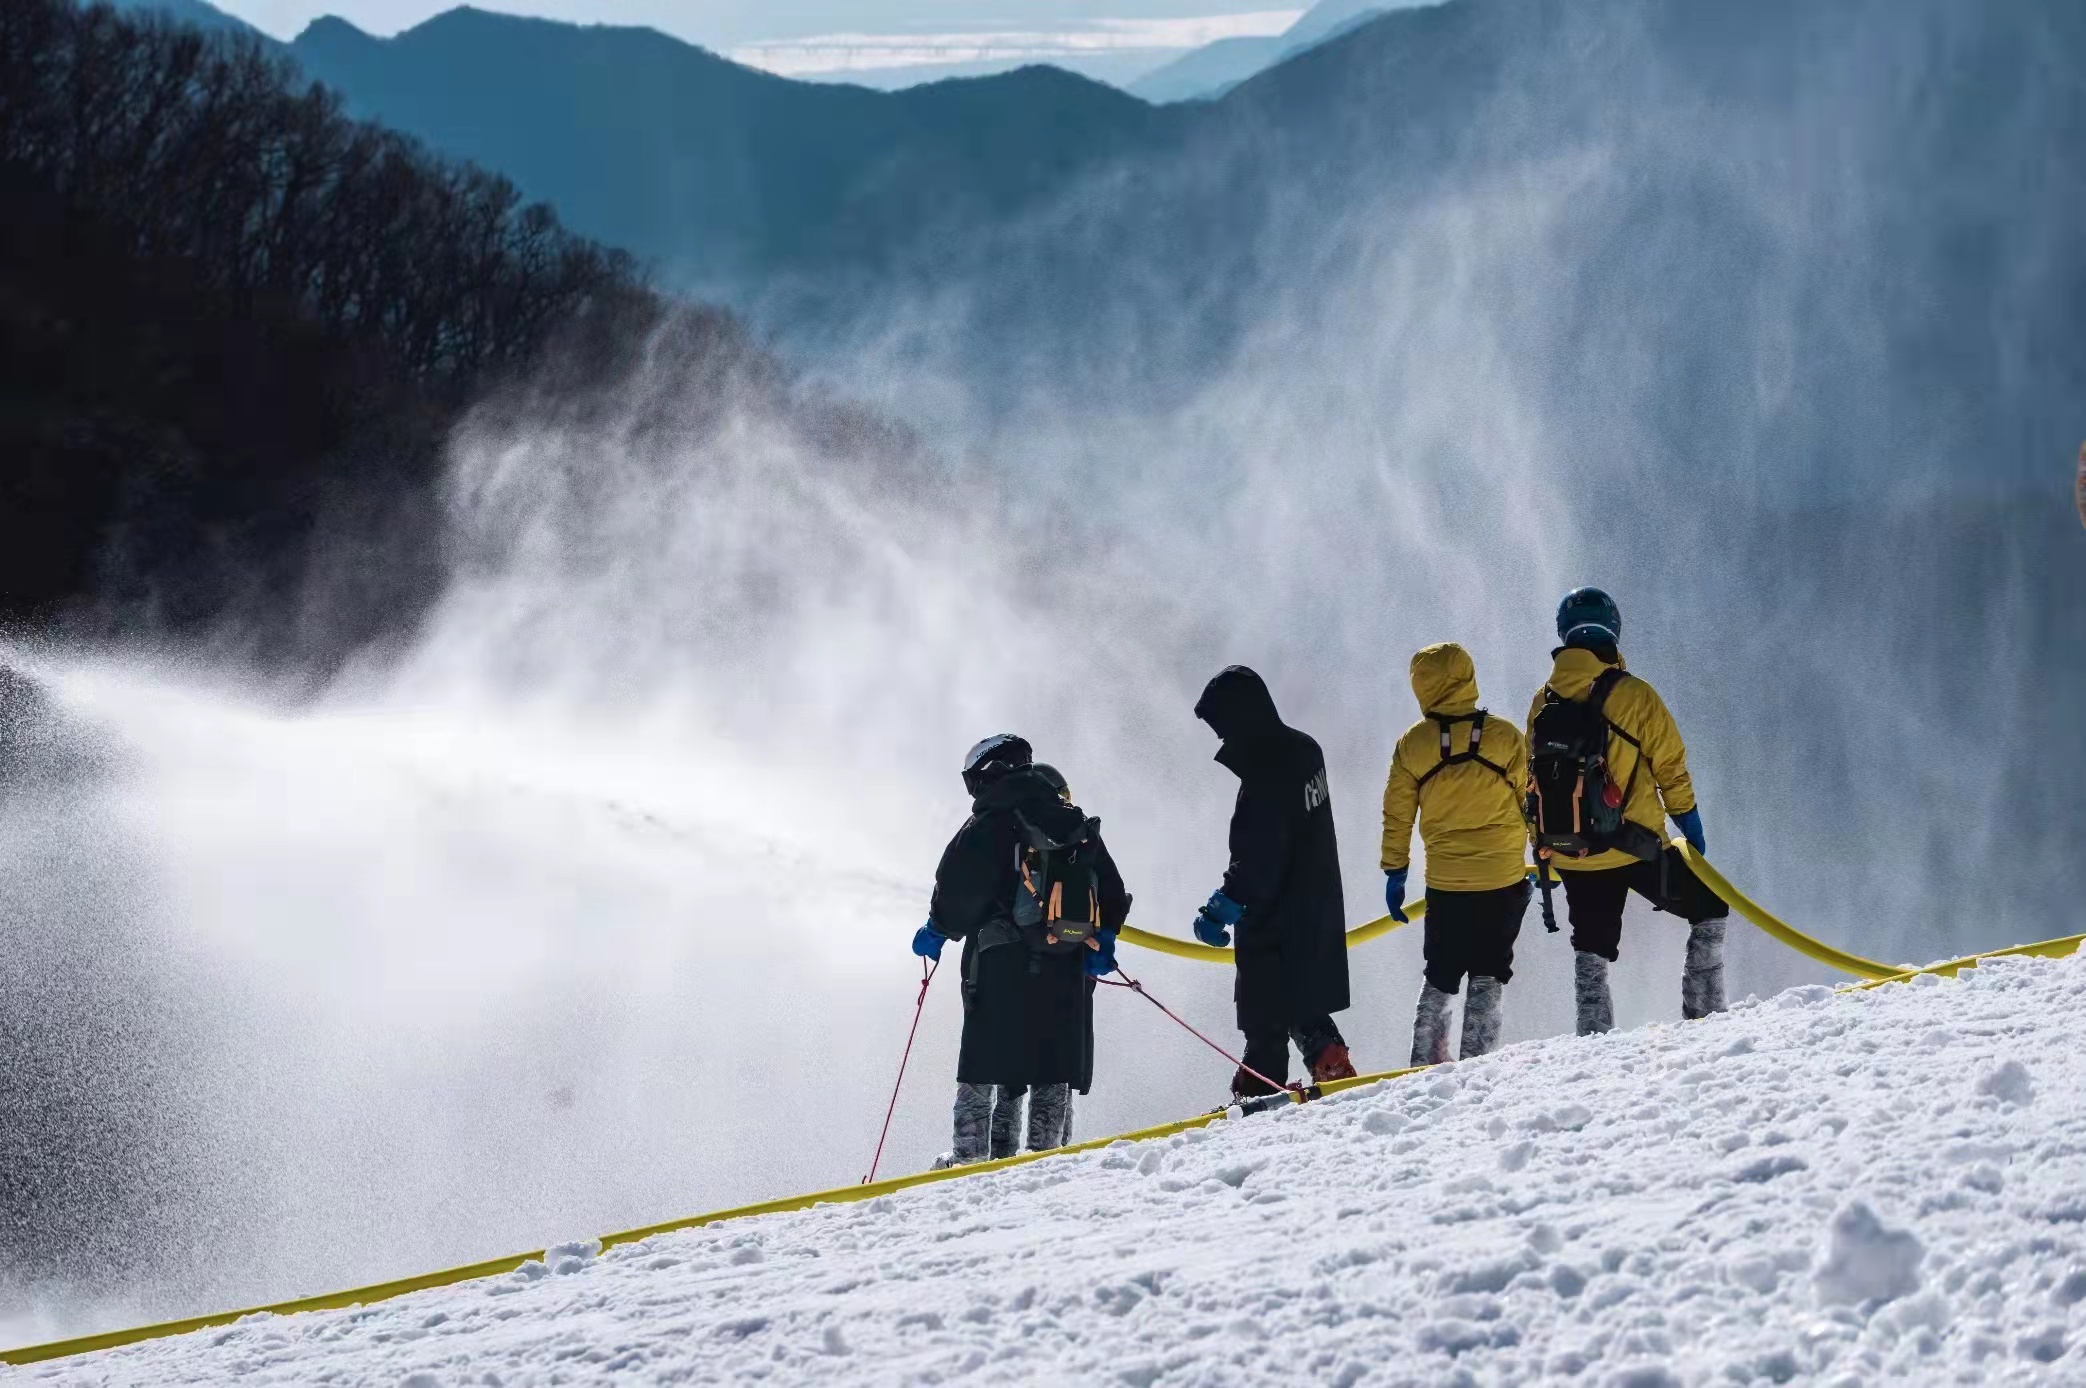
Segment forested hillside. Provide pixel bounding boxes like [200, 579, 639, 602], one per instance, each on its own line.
[0, 1, 885, 662]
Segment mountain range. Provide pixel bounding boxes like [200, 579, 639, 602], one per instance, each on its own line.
[285, 8, 1189, 294]
[82, 0, 2086, 493]
[93, 0, 1385, 96]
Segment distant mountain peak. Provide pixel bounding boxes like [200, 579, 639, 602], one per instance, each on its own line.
[293, 14, 373, 46]
[936, 62, 1142, 99]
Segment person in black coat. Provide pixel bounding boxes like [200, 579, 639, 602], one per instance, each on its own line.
[914, 735, 1131, 1166]
[1191, 667, 1357, 1096]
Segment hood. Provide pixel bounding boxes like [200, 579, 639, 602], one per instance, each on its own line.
[1194, 665, 1282, 744]
[1409, 642, 1480, 716]
[1546, 644, 1626, 700]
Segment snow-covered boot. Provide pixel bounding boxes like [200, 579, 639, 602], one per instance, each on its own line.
[1025, 1084, 1072, 1152]
[1682, 920, 1728, 1020]
[988, 1086, 1025, 1159]
[1056, 1093, 1075, 1147]
[1410, 982, 1454, 1066]
[935, 1082, 993, 1167]
[1460, 976, 1504, 1059]
[1574, 951, 1614, 1036]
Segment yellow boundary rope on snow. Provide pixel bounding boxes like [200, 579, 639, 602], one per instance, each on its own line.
[1124, 844, 2086, 990]
[0, 1068, 1422, 1367]
[1666, 839, 2086, 986]
[11, 845, 2083, 1368]
[1118, 897, 1433, 963]
[1666, 841, 1900, 980]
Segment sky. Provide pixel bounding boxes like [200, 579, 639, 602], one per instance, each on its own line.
[207, 0, 1307, 49]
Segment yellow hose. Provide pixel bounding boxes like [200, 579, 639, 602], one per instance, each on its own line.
[1118, 899, 1426, 963]
[1665, 840, 1901, 980]
[1127, 844, 2083, 994]
[1847, 935, 2086, 989]
[0, 1065, 1425, 1367]
[1120, 867, 1557, 960]
[1667, 838, 2086, 986]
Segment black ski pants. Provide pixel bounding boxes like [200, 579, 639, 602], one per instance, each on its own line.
[1558, 845, 1730, 962]
[1240, 1015, 1345, 1092]
[1422, 880, 1531, 994]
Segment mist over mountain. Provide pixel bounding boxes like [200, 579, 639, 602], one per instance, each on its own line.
[280, 0, 2085, 495]
[829, 0, 2086, 486]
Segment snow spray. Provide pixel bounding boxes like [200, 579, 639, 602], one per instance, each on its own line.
[8, 0, 2086, 1345]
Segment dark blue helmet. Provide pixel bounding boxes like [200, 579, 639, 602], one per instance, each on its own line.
[961, 733, 1032, 795]
[1556, 588, 1621, 645]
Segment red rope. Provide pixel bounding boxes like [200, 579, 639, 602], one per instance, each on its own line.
[862, 957, 937, 1184]
[1098, 966, 1299, 1101]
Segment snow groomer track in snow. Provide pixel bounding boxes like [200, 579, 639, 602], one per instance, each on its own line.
[5, 840, 2082, 1370]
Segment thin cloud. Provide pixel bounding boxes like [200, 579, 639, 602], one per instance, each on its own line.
[732, 11, 1301, 78]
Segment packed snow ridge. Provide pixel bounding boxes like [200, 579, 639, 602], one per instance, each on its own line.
[33, 953, 2086, 1386]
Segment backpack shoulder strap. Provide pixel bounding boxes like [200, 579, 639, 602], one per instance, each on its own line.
[1415, 712, 1462, 788]
[1464, 709, 1513, 784]
[1465, 710, 1511, 781]
[1586, 667, 1628, 712]
[1433, 712, 1460, 766]
[1416, 709, 1511, 788]
[1586, 668, 1650, 808]
[1588, 668, 1641, 749]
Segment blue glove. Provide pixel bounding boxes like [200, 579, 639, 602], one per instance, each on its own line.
[1383, 868, 1408, 924]
[1085, 928, 1119, 977]
[1192, 890, 1244, 948]
[911, 921, 947, 961]
[1672, 808, 1706, 855]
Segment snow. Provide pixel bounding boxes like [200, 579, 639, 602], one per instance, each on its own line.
[1812, 1203, 1924, 1309]
[22, 951, 2086, 1386]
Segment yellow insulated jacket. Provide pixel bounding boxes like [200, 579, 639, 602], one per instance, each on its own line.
[1380, 643, 1531, 892]
[1524, 646, 1698, 872]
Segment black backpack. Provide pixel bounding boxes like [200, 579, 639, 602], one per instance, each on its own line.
[1527, 669, 1661, 863]
[1414, 710, 1513, 793]
[1010, 808, 1105, 954]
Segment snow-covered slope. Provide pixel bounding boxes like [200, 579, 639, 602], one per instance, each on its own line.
[29, 953, 2086, 1385]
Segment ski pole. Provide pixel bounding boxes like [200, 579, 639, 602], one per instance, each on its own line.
[862, 957, 937, 1185]
[1537, 854, 1560, 934]
[1099, 966, 1297, 1099]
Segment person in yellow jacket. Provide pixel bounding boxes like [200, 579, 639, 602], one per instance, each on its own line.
[1525, 588, 1729, 1035]
[1381, 642, 1531, 1064]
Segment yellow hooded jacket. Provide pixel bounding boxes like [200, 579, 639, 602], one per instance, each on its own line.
[1380, 643, 1531, 892]
[1523, 646, 1697, 873]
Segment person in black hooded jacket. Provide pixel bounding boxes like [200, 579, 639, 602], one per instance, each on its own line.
[1191, 667, 1357, 1096]
[914, 735, 1131, 1166]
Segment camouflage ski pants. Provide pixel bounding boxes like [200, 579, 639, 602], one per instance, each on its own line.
[952, 1082, 1075, 1162]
